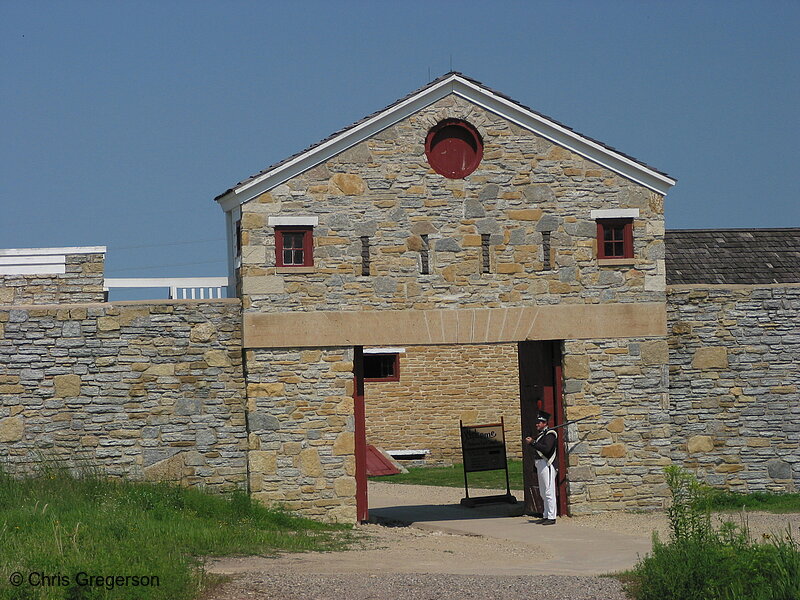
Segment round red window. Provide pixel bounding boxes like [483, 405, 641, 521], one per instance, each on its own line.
[425, 119, 483, 179]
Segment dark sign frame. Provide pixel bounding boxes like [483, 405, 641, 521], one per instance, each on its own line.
[459, 417, 517, 507]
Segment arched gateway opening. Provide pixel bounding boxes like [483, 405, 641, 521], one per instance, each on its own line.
[354, 340, 568, 522]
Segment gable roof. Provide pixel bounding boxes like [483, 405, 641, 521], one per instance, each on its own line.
[215, 72, 676, 212]
[666, 228, 800, 285]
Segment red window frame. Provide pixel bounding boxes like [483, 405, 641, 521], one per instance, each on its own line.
[424, 119, 483, 179]
[363, 353, 400, 382]
[275, 226, 314, 267]
[596, 219, 634, 259]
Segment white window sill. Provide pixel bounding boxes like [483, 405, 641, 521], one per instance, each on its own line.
[276, 266, 316, 274]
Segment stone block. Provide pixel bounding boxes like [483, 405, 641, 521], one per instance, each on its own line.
[332, 173, 366, 195]
[334, 476, 357, 497]
[496, 263, 523, 274]
[767, 459, 793, 480]
[563, 355, 590, 380]
[282, 442, 302, 455]
[506, 209, 542, 221]
[606, 418, 625, 433]
[464, 199, 485, 218]
[745, 437, 771, 447]
[298, 448, 322, 476]
[692, 346, 728, 369]
[715, 463, 744, 473]
[327, 504, 357, 523]
[333, 432, 354, 456]
[300, 350, 322, 363]
[143, 453, 184, 482]
[204, 350, 232, 367]
[568, 466, 593, 482]
[97, 317, 121, 331]
[248, 411, 280, 432]
[248, 382, 285, 397]
[190, 322, 217, 343]
[145, 364, 175, 376]
[175, 398, 201, 416]
[242, 276, 285, 295]
[249, 450, 277, 476]
[600, 444, 627, 458]
[566, 405, 601, 420]
[53, 374, 81, 398]
[640, 340, 669, 365]
[687, 435, 714, 453]
[0, 416, 24, 442]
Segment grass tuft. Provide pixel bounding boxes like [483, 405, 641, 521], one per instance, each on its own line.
[0, 467, 352, 600]
[627, 466, 800, 600]
[708, 489, 800, 514]
[371, 459, 524, 490]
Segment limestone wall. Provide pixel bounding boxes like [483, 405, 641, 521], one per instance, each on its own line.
[668, 285, 800, 491]
[0, 300, 247, 490]
[0, 248, 106, 305]
[364, 343, 522, 464]
[244, 347, 357, 522]
[238, 94, 666, 314]
[563, 338, 672, 513]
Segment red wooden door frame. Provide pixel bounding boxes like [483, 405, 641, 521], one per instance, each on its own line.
[518, 341, 568, 516]
[353, 346, 369, 522]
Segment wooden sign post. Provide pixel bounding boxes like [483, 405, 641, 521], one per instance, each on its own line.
[459, 416, 517, 507]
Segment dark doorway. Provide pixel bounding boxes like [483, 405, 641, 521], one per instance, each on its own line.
[353, 346, 369, 522]
[517, 341, 567, 516]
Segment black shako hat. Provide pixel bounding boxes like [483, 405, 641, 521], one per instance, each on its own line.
[537, 410, 551, 423]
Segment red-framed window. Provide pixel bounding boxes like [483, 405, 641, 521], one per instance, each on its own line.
[425, 119, 483, 179]
[275, 227, 314, 267]
[597, 219, 634, 259]
[363, 353, 400, 382]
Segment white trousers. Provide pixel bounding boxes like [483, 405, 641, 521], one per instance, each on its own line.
[535, 458, 557, 520]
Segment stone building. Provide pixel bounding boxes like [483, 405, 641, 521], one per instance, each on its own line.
[1, 73, 798, 522]
[215, 72, 676, 520]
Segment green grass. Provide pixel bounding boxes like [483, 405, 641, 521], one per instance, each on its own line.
[625, 466, 800, 600]
[708, 489, 800, 514]
[0, 467, 352, 600]
[371, 460, 524, 490]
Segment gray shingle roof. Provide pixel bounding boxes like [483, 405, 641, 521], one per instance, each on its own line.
[666, 228, 800, 285]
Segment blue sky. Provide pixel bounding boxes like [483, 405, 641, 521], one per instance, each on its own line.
[2, 1, 798, 291]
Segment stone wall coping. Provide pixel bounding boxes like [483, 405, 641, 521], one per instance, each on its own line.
[0, 298, 241, 311]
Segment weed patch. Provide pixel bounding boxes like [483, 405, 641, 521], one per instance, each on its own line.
[0, 467, 352, 599]
[628, 466, 800, 600]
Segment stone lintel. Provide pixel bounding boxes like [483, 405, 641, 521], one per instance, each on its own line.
[244, 303, 667, 348]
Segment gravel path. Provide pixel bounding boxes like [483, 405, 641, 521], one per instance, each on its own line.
[204, 521, 631, 600]
[203, 573, 630, 600]
[201, 483, 800, 600]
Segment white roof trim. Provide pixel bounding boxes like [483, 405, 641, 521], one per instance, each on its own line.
[217, 74, 675, 212]
[0, 246, 106, 256]
[267, 216, 319, 227]
[590, 209, 640, 219]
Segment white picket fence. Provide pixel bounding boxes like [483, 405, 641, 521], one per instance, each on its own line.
[104, 277, 230, 300]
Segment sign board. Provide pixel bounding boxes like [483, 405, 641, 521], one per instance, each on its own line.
[459, 417, 517, 507]
[461, 423, 506, 472]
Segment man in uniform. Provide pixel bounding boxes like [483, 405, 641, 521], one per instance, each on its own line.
[525, 410, 557, 525]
